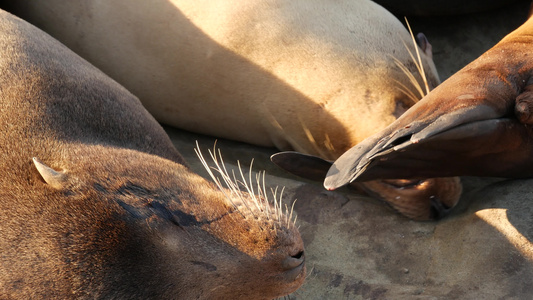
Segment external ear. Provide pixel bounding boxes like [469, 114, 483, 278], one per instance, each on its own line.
[33, 157, 68, 189]
[270, 151, 333, 182]
[416, 33, 433, 59]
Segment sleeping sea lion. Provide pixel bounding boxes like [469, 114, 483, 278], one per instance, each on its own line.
[0, 9, 305, 299]
[3, 0, 460, 220]
[323, 16, 533, 188]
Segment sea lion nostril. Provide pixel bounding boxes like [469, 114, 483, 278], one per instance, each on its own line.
[292, 251, 304, 260]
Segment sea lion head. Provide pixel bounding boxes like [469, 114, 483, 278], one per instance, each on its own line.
[31, 146, 305, 299]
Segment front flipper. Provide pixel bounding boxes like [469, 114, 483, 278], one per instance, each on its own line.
[271, 151, 461, 221]
[325, 17, 533, 190]
[324, 103, 503, 189]
[271, 151, 333, 182]
[358, 118, 533, 180]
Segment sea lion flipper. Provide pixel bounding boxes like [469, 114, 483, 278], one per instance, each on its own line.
[328, 115, 533, 183]
[271, 152, 333, 182]
[325, 16, 533, 187]
[324, 97, 503, 189]
[322, 131, 395, 189]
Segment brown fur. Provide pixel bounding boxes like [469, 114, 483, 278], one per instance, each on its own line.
[0, 10, 304, 299]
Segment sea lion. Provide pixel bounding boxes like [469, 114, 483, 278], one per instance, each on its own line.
[323, 16, 533, 188]
[0, 9, 305, 299]
[3, 0, 460, 220]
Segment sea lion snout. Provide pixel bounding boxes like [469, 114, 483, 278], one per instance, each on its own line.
[360, 177, 461, 221]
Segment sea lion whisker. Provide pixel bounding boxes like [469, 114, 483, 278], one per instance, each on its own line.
[236, 160, 261, 213]
[264, 172, 273, 218]
[195, 143, 247, 219]
[278, 186, 285, 225]
[404, 17, 430, 96]
[393, 78, 421, 104]
[232, 163, 259, 220]
[392, 57, 425, 101]
[210, 148, 243, 202]
[194, 143, 231, 199]
[199, 145, 291, 231]
[297, 114, 331, 160]
[259, 170, 270, 216]
[254, 172, 266, 213]
[247, 160, 261, 209]
[254, 171, 267, 218]
[216, 152, 248, 203]
[271, 186, 281, 224]
[288, 199, 297, 228]
[323, 134, 336, 153]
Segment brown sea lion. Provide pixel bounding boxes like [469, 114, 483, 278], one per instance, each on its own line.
[0, 9, 305, 299]
[323, 16, 533, 188]
[3, 0, 462, 220]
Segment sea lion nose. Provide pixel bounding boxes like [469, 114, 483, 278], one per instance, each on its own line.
[283, 251, 305, 270]
[281, 250, 305, 281]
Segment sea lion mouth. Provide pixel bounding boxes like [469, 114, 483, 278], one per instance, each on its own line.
[282, 251, 306, 282]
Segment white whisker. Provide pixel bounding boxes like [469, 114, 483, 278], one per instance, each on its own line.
[195, 142, 297, 231]
[404, 17, 430, 96]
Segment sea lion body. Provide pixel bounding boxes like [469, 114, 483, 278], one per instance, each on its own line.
[5, 0, 439, 159]
[0, 10, 305, 299]
[324, 16, 533, 187]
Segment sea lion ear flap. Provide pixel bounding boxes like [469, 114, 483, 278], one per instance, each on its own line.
[270, 151, 333, 182]
[33, 157, 68, 189]
[415, 33, 433, 59]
